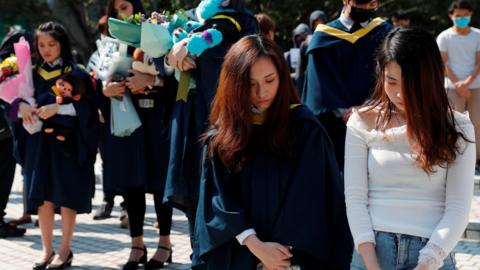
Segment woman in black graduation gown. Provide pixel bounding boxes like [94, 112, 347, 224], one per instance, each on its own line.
[101, 1, 176, 269]
[11, 22, 98, 269]
[193, 35, 353, 270]
[164, 0, 259, 248]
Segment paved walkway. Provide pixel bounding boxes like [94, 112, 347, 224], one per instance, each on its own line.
[0, 165, 192, 270]
[0, 165, 479, 269]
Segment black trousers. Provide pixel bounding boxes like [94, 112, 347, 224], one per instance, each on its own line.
[124, 188, 173, 237]
[317, 111, 347, 171]
[0, 138, 16, 221]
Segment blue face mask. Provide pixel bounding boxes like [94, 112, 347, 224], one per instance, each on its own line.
[453, 16, 471, 28]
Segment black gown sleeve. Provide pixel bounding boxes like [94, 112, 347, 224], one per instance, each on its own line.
[194, 141, 252, 260]
[71, 69, 98, 165]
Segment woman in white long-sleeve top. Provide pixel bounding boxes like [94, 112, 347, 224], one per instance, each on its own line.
[345, 27, 476, 270]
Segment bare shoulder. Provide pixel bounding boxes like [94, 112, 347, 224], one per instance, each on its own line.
[348, 106, 379, 132]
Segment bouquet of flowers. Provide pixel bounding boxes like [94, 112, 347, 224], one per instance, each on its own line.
[0, 37, 40, 134]
[0, 56, 19, 84]
[108, 13, 144, 48]
[0, 37, 34, 104]
[108, 10, 189, 58]
[93, 35, 132, 82]
[139, 11, 189, 58]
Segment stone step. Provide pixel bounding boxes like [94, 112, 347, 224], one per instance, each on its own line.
[465, 222, 480, 240]
[465, 182, 480, 240]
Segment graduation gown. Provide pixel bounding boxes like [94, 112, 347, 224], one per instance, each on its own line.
[36, 86, 77, 131]
[194, 105, 353, 270]
[99, 65, 176, 194]
[98, 90, 146, 192]
[302, 18, 392, 115]
[163, 11, 258, 212]
[130, 74, 176, 193]
[12, 63, 98, 214]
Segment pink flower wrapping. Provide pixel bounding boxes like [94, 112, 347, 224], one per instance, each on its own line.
[0, 37, 34, 104]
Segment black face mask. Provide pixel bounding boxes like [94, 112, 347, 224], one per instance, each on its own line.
[350, 6, 376, 23]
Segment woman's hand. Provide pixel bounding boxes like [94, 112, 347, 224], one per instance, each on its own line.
[36, 104, 58, 120]
[103, 79, 126, 97]
[126, 69, 154, 94]
[167, 40, 196, 72]
[455, 81, 471, 98]
[245, 235, 292, 270]
[19, 102, 36, 125]
[358, 242, 381, 270]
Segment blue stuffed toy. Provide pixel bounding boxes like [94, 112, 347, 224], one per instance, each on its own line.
[172, 27, 223, 90]
[172, 28, 189, 44]
[186, 29, 223, 57]
[183, 21, 203, 33]
[168, 0, 235, 90]
[141, 0, 235, 90]
[196, 0, 234, 22]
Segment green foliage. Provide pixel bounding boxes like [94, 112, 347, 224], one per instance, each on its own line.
[121, 12, 145, 24]
[2, 0, 480, 58]
[255, 0, 480, 49]
[0, 0, 51, 37]
[148, 0, 480, 49]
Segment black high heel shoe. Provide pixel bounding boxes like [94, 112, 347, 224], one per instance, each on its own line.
[145, 245, 172, 270]
[33, 251, 55, 270]
[46, 251, 73, 269]
[123, 246, 147, 270]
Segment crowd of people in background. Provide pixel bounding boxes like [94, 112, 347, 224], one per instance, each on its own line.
[0, 0, 478, 269]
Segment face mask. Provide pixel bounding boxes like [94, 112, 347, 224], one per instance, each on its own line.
[350, 6, 376, 23]
[453, 16, 471, 29]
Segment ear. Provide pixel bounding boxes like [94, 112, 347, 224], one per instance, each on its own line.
[73, 95, 81, 101]
[221, 0, 231, 7]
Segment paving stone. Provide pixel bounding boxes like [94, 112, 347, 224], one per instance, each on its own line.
[1, 165, 480, 269]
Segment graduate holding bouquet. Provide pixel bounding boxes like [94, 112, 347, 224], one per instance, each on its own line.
[0, 37, 40, 134]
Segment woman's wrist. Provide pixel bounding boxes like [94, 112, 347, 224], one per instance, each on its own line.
[358, 242, 380, 270]
[244, 234, 262, 253]
[465, 75, 475, 85]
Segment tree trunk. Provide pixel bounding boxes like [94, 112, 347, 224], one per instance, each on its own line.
[46, 0, 98, 65]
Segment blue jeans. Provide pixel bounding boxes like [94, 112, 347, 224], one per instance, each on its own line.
[350, 231, 457, 270]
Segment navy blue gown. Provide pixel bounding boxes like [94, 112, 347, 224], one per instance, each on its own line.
[194, 105, 353, 270]
[36, 86, 77, 141]
[163, 11, 259, 212]
[99, 68, 176, 194]
[130, 76, 176, 193]
[302, 18, 392, 169]
[98, 95, 144, 193]
[11, 63, 98, 214]
[302, 18, 392, 115]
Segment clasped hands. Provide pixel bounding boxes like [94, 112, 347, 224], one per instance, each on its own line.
[19, 102, 58, 125]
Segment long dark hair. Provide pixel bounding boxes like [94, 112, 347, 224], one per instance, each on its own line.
[207, 35, 301, 171]
[367, 27, 465, 173]
[106, 0, 145, 19]
[35, 22, 73, 69]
